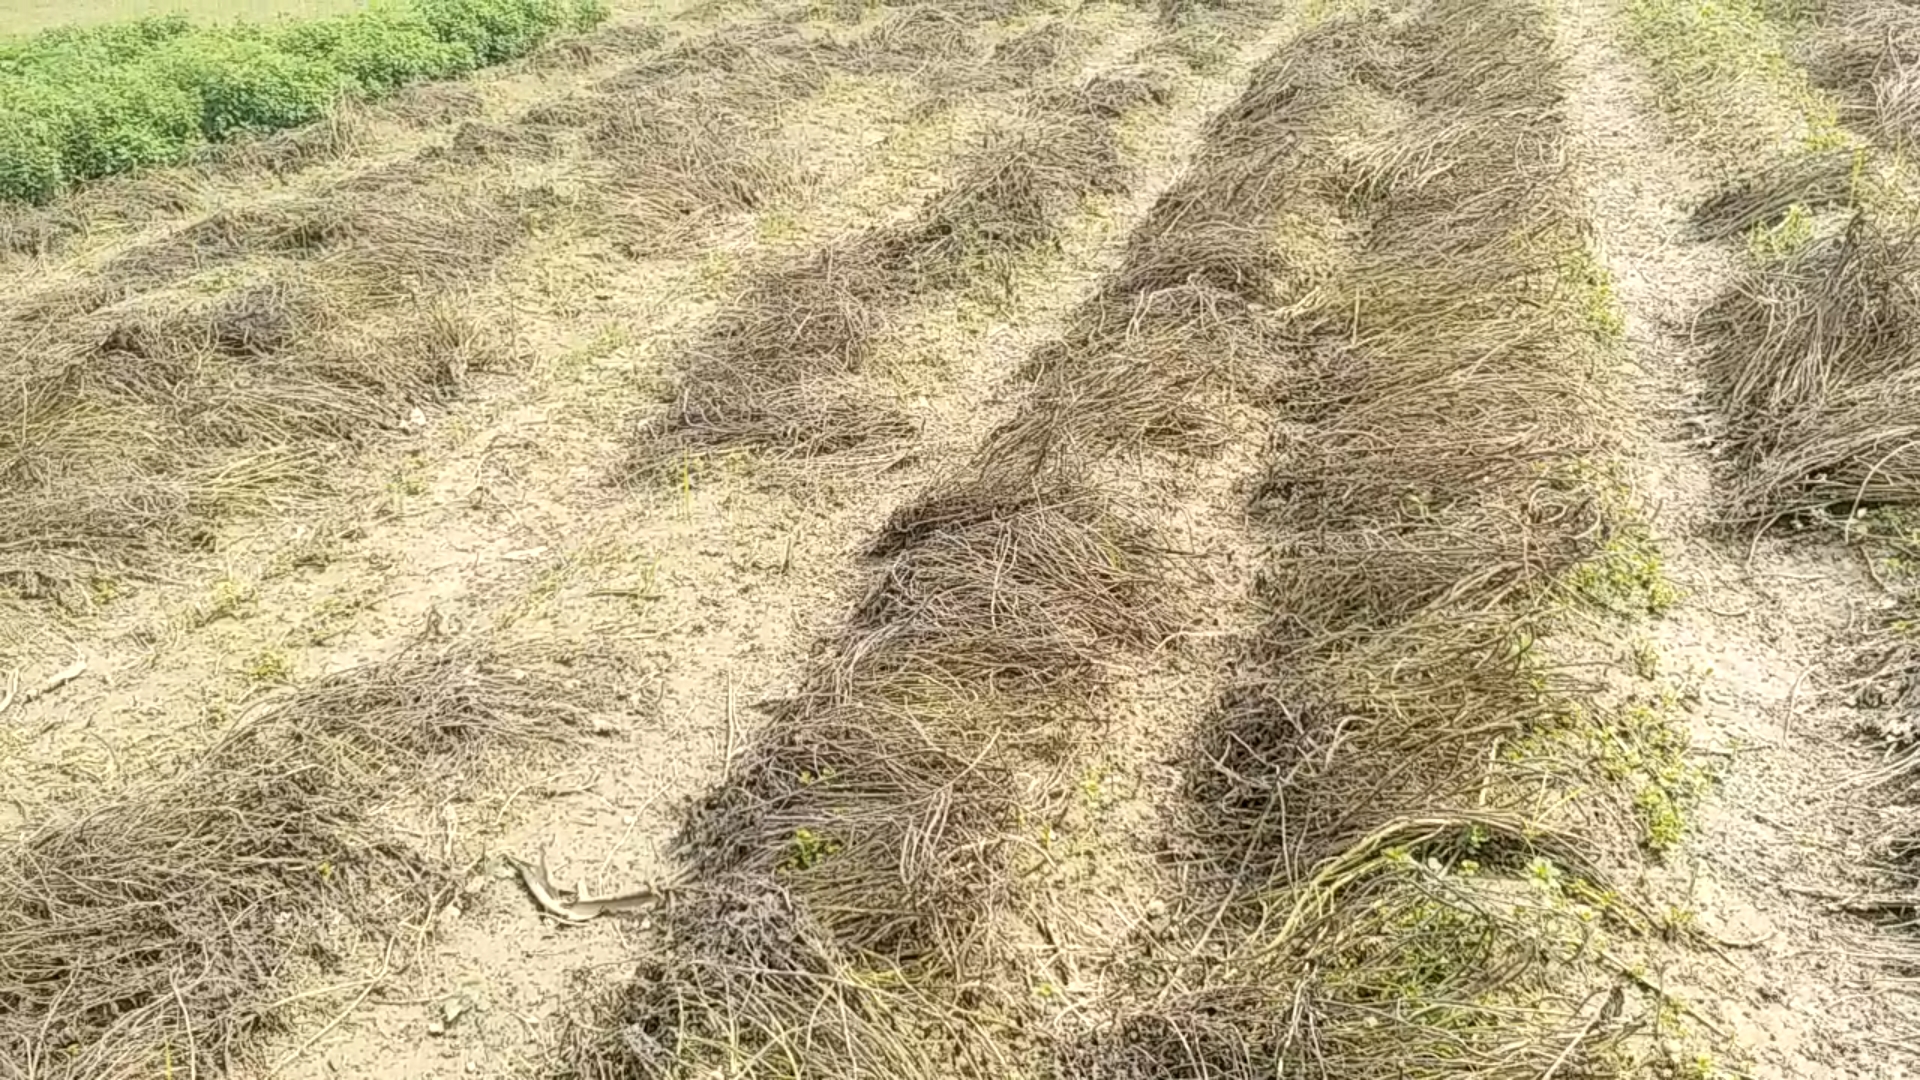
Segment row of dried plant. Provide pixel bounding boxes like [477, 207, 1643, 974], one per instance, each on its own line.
[1071, 0, 1670, 1075]
[2, 1, 1083, 598]
[0, 641, 630, 1079]
[1698, 0, 1920, 988]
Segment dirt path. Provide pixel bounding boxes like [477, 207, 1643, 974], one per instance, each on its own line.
[1558, 0, 1920, 1071]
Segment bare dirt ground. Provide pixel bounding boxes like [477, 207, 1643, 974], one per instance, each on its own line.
[8, 0, 1920, 1077]
[1564, 0, 1920, 1073]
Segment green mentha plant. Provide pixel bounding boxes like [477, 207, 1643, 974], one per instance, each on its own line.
[156, 33, 349, 141]
[0, 106, 66, 203]
[274, 8, 478, 94]
[0, 0, 606, 204]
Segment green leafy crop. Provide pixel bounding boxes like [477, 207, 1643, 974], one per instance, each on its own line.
[0, 0, 607, 203]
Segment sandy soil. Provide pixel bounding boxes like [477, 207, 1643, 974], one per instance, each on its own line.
[1561, 0, 1920, 1071]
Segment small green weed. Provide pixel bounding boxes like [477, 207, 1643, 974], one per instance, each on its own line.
[191, 574, 256, 626]
[1834, 505, 1920, 583]
[1661, 903, 1698, 935]
[1079, 770, 1105, 807]
[1671, 1052, 1728, 1080]
[553, 323, 631, 379]
[754, 209, 802, 244]
[1607, 700, 1711, 852]
[1560, 244, 1626, 341]
[88, 576, 121, 607]
[696, 249, 737, 294]
[797, 764, 838, 786]
[1323, 850, 1608, 1016]
[387, 453, 429, 499]
[1566, 532, 1681, 616]
[1510, 675, 1709, 854]
[241, 647, 292, 685]
[785, 827, 840, 871]
[1745, 201, 1815, 262]
[1629, 636, 1661, 680]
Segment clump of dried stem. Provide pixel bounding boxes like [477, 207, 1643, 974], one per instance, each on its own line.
[1, 283, 515, 589]
[1808, 0, 1920, 150]
[635, 68, 1153, 468]
[0, 642, 610, 1078]
[1068, 1, 1645, 1075]
[557, 463, 1181, 1076]
[1703, 214, 1920, 518]
[1692, 149, 1861, 239]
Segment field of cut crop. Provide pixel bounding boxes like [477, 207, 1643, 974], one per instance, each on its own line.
[3, 0, 1920, 1077]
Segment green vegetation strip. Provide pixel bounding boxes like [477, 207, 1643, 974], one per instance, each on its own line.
[0, 0, 606, 203]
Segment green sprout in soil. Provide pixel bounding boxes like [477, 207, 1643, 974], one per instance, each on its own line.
[797, 764, 839, 786]
[1566, 531, 1681, 616]
[191, 574, 256, 627]
[1608, 699, 1711, 853]
[785, 827, 841, 871]
[1630, 635, 1662, 680]
[241, 648, 292, 685]
[88, 577, 121, 607]
[1560, 243, 1627, 342]
[1746, 202, 1815, 262]
[387, 453, 430, 500]
[1509, 675, 1709, 854]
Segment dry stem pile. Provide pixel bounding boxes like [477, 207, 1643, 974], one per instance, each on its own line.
[1841, 585, 1920, 960]
[1692, 149, 1862, 239]
[634, 63, 1164, 468]
[1719, 0, 1920, 977]
[551, 462, 1183, 1078]
[1701, 201, 1920, 519]
[1072, 0, 1657, 1074]
[0, 642, 615, 1079]
[1, 277, 517, 595]
[550, 14, 1317, 1080]
[0, 113, 588, 593]
[1808, 0, 1920, 150]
